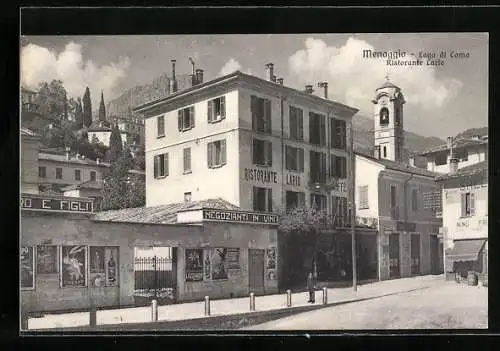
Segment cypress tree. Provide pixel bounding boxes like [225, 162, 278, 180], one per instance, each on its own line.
[108, 123, 123, 164]
[63, 91, 68, 120]
[82, 87, 92, 127]
[75, 97, 84, 129]
[98, 90, 106, 122]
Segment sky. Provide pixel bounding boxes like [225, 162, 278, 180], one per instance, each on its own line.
[20, 33, 488, 138]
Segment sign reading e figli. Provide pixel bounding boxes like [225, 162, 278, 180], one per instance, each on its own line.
[21, 194, 94, 213]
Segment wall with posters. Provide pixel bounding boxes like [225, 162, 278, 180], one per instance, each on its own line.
[21, 211, 278, 312]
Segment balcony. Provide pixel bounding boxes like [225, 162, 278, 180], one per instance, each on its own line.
[390, 206, 400, 220]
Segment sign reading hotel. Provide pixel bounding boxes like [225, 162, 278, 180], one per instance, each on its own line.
[203, 209, 279, 225]
[21, 194, 94, 213]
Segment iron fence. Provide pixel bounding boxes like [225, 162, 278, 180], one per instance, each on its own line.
[134, 256, 176, 299]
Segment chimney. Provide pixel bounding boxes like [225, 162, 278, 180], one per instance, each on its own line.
[374, 145, 381, 159]
[317, 82, 328, 99]
[277, 78, 284, 85]
[169, 59, 178, 93]
[195, 69, 204, 84]
[265, 63, 276, 82]
[449, 157, 459, 174]
[305, 85, 314, 94]
[65, 146, 70, 160]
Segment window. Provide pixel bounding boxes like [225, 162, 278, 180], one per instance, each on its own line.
[90, 171, 96, 182]
[383, 146, 387, 158]
[380, 107, 389, 126]
[411, 188, 418, 211]
[332, 196, 348, 226]
[455, 149, 468, 162]
[309, 112, 326, 146]
[56, 168, 63, 179]
[331, 118, 347, 149]
[157, 115, 165, 137]
[184, 192, 192, 202]
[89, 246, 119, 287]
[178, 106, 195, 131]
[285, 191, 305, 210]
[153, 153, 169, 178]
[38, 166, 46, 178]
[183, 148, 192, 173]
[285, 146, 304, 172]
[253, 139, 273, 166]
[251, 96, 272, 133]
[289, 106, 304, 141]
[310, 151, 327, 184]
[253, 187, 273, 212]
[75, 169, 81, 181]
[311, 193, 327, 212]
[208, 96, 226, 123]
[330, 154, 347, 178]
[435, 152, 447, 166]
[390, 185, 398, 219]
[359, 185, 369, 209]
[207, 139, 227, 168]
[461, 192, 475, 217]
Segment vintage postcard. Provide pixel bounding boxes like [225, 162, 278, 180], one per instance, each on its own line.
[20, 32, 488, 332]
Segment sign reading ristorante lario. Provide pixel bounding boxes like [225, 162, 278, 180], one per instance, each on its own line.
[203, 209, 279, 225]
[20, 194, 94, 213]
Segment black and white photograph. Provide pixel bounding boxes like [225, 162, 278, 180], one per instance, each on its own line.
[19, 18, 489, 332]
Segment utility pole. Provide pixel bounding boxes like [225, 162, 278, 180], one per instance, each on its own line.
[349, 120, 357, 292]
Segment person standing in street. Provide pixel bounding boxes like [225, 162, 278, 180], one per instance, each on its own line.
[307, 272, 315, 303]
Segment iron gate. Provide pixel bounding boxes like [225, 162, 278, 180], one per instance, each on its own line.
[134, 248, 177, 304]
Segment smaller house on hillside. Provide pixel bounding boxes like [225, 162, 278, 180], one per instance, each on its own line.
[87, 120, 128, 148]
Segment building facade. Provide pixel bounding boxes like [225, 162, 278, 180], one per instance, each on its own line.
[115, 116, 145, 146]
[21, 128, 41, 195]
[136, 68, 358, 221]
[87, 120, 129, 148]
[436, 161, 488, 280]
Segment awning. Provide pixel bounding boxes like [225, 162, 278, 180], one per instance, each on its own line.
[446, 239, 486, 263]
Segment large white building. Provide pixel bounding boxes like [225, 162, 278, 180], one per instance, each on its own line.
[136, 64, 359, 220]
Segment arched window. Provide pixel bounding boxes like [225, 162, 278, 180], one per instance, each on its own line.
[379, 107, 389, 126]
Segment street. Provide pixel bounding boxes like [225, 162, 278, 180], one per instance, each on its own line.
[242, 281, 488, 330]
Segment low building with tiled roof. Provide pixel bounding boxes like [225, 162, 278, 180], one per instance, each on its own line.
[87, 120, 128, 148]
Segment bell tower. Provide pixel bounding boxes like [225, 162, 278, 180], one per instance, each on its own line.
[371, 74, 406, 163]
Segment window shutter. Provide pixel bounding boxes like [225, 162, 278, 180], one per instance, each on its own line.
[252, 187, 258, 211]
[320, 116, 326, 146]
[251, 96, 258, 131]
[154, 155, 159, 178]
[470, 193, 475, 215]
[190, 106, 195, 128]
[298, 192, 305, 207]
[321, 153, 327, 182]
[164, 153, 169, 176]
[221, 139, 227, 165]
[265, 99, 272, 133]
[178, 110, 183, 131]
[298, 110, 304, 141]
[267, 188, 273, 212]
[298, 148, 304, 172]
[461, 193, 466, 217]
[220, 96, 226, 118]
[207, 100, 213, 123]
[289, 108, 296, 139]
[342, 157, 347, 178]
[266, 140, 273, 166]
[207, 142, 213, 168]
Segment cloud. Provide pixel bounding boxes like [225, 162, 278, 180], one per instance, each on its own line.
[21, 42, 131, 107]
[219, 58, 242, 76]
[288, 37, 463, 112]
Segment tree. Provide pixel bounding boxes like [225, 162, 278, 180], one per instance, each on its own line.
[73, 136, 97, 160]
[98, 90, 106, 122]
[34, 80, 68, 119]
[91, 140, 109, 161]
[108, 124, 123, 163]
[82, 87, 92, 127]
[75, 97, 84, 129]
[63, 91, 68, 120]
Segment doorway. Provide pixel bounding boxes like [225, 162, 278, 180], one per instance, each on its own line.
[248, 249, 265, 295]
[389, 233, 400, 278]
[430, 235, 440, 274]
[411, 234, 421, 275]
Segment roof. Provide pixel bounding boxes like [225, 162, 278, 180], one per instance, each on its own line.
[38, 152, 111, 167]
[92, 198, 240, 224]
[436, 160, 488, 181]
[376, 80, 400, 90]
[20, 127, 37, 137]
[446, 239, 486, 263]
[134, 70, 359, 118]
[128, 169, 145, 176]
[355, 151, 439, 178]
[419, 136, 488, 155]
[61, 180, 104, 192]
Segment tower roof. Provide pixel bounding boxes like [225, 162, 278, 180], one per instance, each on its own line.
[376, 73, 400, 90]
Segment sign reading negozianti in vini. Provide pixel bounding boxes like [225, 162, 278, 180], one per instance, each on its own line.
[202, 209, 279, 225]
[20, 194, 94, 213]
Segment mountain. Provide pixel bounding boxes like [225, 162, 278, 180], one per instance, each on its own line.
[106, 73, 445, 153]
[455, 126, 488, 139]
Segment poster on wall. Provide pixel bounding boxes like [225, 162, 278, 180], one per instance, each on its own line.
[203, 249, 211, 280]
[211, 248, 228, 280]
[21, 246, 35, 289]
[266, 269, 276, 281]
[105, 247, 119, 287]
[37, 245, 58, 274]
[266, 247, 276, 270]
[185, 249, 204, 282]
[62, 245, 87, 287]
[90, 247, 105, 273]
[226, 248, 240, 269]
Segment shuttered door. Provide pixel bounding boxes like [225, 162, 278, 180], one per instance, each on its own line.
[389, 234, 400, 278]
[248, 249, 265, 295]
[411, 234, 420, 275]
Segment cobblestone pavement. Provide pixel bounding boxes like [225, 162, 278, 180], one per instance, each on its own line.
[27, 274, 446, 330]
